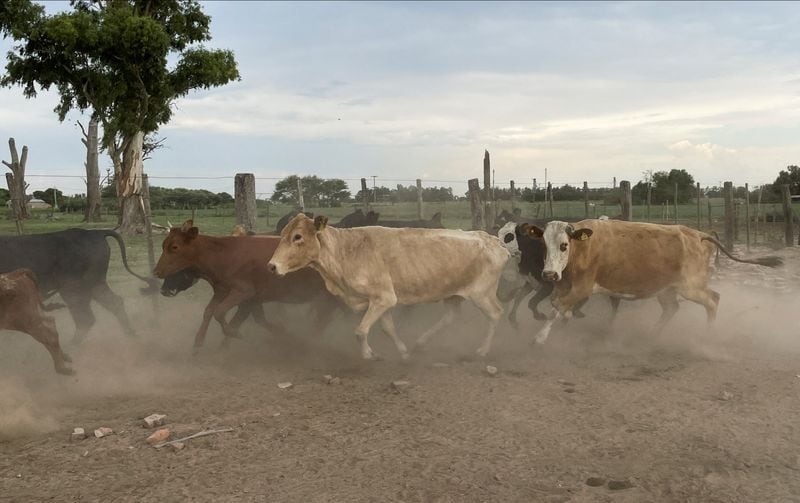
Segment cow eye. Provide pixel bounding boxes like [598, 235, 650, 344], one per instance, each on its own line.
[170, 244, 179, 252]
[503, 233, 514, 243]
[293, 234, 302, 242]
[560, 243, 568, 252]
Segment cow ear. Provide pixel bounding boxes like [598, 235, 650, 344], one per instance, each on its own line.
[570, 228, 593, 241]
[180, 220, 194, 232]
[185, 226, 199, 240]
[314, 215, 328, 232]
[527, 225, 544, 238]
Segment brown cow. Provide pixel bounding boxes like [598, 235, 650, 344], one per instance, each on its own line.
[154, 220, 339, 349]
[525, 219, 782, 343]
[0, 269, 73, 375]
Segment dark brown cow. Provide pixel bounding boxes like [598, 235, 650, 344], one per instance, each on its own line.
[0, 269, 73, 375]
[154, 220, 339, 349]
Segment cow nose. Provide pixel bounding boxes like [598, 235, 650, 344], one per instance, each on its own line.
[267, 262, 277, 274]
[542, 271, 559, 282]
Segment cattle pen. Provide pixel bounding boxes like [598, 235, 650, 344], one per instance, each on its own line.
[2, 170, 800, 502]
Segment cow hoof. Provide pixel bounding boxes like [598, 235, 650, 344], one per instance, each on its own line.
[61, 352, 73, 363]
[532, 312, 548, 321]
[573, 310, 586, 319]
[191, 345, 203, 356]
[531, 335, 548, 345]
[56, 366, 76, 376]
[475, 347, 489, 358]
[399, 351, 411, 361]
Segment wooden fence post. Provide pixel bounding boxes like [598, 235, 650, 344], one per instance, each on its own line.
[297, 178, 305, 211]
[5, 172, 23, 234]
[646, 182, 652, 222]
[361, 178, 368, 210]
[3, 138, 30, 226]
[707, 197, 712, 229]
[674, 182, 679, 224]
[141, 174, 159, 320]
[532, 178, 537, 203]
[723, 181, 734, 250]
[734, 202, 740, 241]
[547, 182, 554, 218]
[483, 150, 494, 229]
[620, 180, 632, 221]
[745, 183, 751, 251]
[696, 182, 701, 229]
[234, 173, 257, 233]
[468, 178, 484, 230]
[510, 180, 516, 211]
[416, 179, 423, 219]
[755, 186, 763, 244]
[583, 181, 589, 218]
[781, 184, 794, 247]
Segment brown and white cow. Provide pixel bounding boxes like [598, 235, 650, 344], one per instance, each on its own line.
[524, 219, 782, 343]
[0, 269, 73, 375]
[267, 214, 510, 359]
[154, 220, 340, 350]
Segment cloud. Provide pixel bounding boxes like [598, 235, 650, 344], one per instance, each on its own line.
[669, 140, 737, 159]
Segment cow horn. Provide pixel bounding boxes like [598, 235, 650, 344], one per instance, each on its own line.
[167, 220, 173, 229]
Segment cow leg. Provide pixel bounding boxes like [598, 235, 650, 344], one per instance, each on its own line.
[507, 282, 534, 329]
[533, 311, 563, 344]
[212, 291, 257, 346]
[194, 290, 225, 349]
[413, 297, 461, 351]
[311, 297, 339, 334]
[608, 296, 622, 320]
[472, 295, 504, 357]
[355, 298, 396, 360]
[379, 311, 409, 360]
[678, 287, 720, 324]
[650, 289, 680, 335]
[61, 291, 95, 344]
[91, 282, 136, 337]
[27, 316, 74, 375]
[527, 281, 554, 321]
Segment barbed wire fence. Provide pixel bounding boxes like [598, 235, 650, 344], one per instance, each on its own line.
[9, 164, 800, 247]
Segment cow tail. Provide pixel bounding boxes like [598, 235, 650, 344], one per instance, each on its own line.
[701, 235, 783, 268]
[100, 230, 160, 293]
[710, 231, 721, 267]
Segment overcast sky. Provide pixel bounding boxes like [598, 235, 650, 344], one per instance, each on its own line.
[2, 1, 800, 196]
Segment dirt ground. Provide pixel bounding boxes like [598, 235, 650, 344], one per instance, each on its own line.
[1, 247, 799, 502]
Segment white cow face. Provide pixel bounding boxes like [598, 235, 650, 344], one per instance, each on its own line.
[528, 221, 593, 282]
[496, 222, 519, 256]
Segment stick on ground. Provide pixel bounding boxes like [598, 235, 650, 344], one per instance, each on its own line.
[153, 428, 235, 449]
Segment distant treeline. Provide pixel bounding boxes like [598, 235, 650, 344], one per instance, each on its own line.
[2, 166, 798, 213]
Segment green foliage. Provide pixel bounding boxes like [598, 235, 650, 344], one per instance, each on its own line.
[773, 165, 800, 196]
[632, 169, 696, 204]
[99, 182, 232, 210]
[271, 176, 351, 207]
[1, 0, 240, 147]
[0, 188, 9, 207]
[32, 187, 64, 206]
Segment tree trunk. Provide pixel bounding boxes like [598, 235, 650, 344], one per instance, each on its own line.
[110, 131, 146, 234]
[81, 116, 102, 222]
[3, 138, 30, 220]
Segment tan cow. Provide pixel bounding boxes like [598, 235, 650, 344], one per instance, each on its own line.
[525, 219, 782, 343]
[267, 214, 510, 359]
[0, 269, 73, 375]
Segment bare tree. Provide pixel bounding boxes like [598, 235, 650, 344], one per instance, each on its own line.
[78, 116, 102, 222]
[2, 137, 30, 221]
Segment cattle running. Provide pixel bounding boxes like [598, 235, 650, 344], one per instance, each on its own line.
[154, 220, 340, 349]
[267, 214, 509, 359]
[0, 229, 157, 342]
[525, 219, 782, 343]
[0, 269, 73, 375]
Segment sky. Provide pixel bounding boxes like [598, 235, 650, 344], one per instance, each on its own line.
[1, 1, 800, 197]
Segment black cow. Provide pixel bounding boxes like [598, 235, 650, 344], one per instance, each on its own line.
[276, 209, 314, 234]
[373, 211, 444, 228]
[0, 229, 157, 342]
[333, 208, 379, 228]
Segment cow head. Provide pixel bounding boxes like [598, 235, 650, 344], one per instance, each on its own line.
[497, 221, 520, 256]
[267, 214, 326, 275]
[160, 268, 200, 297]
[526, 221, 593, 282]
[154, 220, 200, 279]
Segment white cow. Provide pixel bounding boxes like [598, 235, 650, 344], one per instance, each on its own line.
[267, 215, 510, 359]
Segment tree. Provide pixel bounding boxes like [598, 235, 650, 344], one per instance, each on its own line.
[773, 165, 800, 196]
[33, 187, 64, 207]
[641, 169, 696, 204]
[271, 175, 351, 207]
[1, 0, 239, 233]
[77, 116, 102, 221]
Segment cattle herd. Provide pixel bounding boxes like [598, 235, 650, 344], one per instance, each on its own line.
[0, 207, 784, 374]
